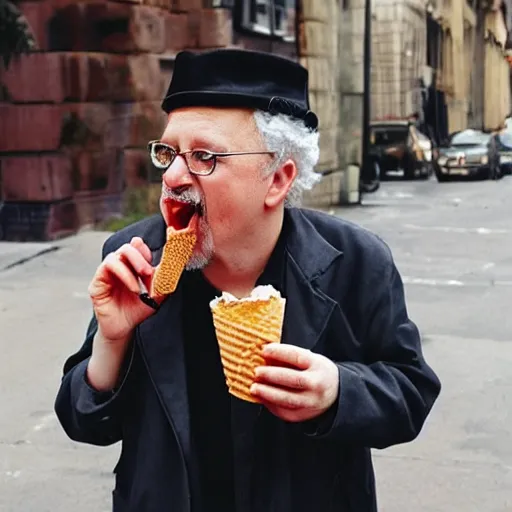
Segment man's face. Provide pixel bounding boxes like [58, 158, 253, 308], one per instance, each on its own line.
[158, 107, 275, 270]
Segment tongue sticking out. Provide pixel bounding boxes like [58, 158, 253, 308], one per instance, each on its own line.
[167, 200, 198, 232]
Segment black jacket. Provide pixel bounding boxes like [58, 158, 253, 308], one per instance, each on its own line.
[55, 207, 441, 512]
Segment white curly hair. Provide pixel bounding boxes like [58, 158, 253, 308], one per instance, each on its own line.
[253, 110, 321, 207]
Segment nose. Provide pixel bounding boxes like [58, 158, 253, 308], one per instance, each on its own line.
[162, 153, 193, 190]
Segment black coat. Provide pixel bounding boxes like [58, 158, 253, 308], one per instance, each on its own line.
[55, 207, 441, 512]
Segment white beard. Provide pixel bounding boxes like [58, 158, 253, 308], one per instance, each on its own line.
[185, 214, 214, 270]
[160, 184, 213, 270]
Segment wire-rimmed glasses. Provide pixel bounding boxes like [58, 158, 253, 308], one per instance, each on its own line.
[148, 140, 275, 176]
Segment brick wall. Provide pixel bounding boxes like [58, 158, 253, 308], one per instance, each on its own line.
[0, 1, 235, 240]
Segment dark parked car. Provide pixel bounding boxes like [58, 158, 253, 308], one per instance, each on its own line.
[494, 131, 512, 175]
[369, 120, 432, 180]
[436, 129, 501, 182]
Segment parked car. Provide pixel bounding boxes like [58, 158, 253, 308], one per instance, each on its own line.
[494, 130, 512, 175]
[369, 120, 432, 180]
[436, 129, 501, 182]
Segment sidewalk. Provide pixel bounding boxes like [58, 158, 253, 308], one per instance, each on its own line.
[0, 230, 113, 273]
[0, 241, 58, 271]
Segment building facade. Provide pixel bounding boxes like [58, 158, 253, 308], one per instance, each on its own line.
[0, 0, 359, 240]
[1, 0, 511, 240]
[370, 0, 512, 142]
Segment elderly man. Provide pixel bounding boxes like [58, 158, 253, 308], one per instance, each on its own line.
[55, 49, 441, 512]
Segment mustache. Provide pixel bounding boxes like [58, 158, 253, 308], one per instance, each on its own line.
[161, 183, 203, 206]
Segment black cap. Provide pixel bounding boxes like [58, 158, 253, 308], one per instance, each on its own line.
[161, 49, 318, 131]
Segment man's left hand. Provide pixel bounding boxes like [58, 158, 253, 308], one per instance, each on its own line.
[250, 344, 339, 423]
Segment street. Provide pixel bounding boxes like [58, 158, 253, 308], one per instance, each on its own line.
[1, 175, 511, 511]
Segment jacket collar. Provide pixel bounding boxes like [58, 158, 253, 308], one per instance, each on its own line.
[280, 208, 342, 352]
[284, 207, 342, 282]
[138, 213, 167, 253]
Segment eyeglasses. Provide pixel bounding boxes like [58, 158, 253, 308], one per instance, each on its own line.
[148, 140, 275, 176]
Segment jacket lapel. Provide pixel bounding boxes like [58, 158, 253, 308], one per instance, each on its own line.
[136, 245, 192, 465]
[136, 286, 191, 453]
[281, 260, 337, 352]
[281, 208, 343, 352]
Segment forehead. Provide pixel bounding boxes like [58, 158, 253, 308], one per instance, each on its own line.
[161, 107, 258, 146]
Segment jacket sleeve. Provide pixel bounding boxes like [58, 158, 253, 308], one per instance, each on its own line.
[54, 238, 131, 447]
[311, 246, 441, 449]
[54, 313, 134, 446]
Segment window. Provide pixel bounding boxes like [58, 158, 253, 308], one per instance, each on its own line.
[449, 130, 490, 146]
[371, 126, 409, 146]
[208, 0, 235, 6]
[239, 0, 296, 42]
[426, 13, 441, 69]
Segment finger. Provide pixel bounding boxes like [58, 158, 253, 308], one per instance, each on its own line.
[116, 244, 153, 276]
[250, 382, 308, 410]
[262, 344, 312, 370]
[130, 237, 153, 264]
[254, 365, 311, 390]
[99, 252, 140, 294]
[261, 355, 297, 370]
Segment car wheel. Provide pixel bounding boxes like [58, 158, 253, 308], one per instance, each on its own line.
[403, 163, 416, 180]
[435, 171, 450, 182]
[418, 163, 431, 180]
[481, 165, 495, 180]
[360, 161, 381, 193]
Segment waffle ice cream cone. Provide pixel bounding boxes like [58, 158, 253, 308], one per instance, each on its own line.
[150, 226, 197, 297]
[210, 285, 286, 403]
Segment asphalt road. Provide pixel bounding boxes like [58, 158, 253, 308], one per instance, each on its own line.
[1, 174, 511, 511]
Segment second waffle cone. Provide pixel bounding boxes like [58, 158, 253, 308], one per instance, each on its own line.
[210, 291, 286, 403]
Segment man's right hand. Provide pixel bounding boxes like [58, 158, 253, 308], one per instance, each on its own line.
[86, 237, 159, 392]
[88, 236, 157, 346]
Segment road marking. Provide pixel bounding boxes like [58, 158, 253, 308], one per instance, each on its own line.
[481, 262, 495, 270]
[403, 224, 511, 235]
[403, 277, 465, 287]
[394, 192, 414, 199]
[5, 471, 21, 479]
[32, 413, 56, 432]
[403, 276, 512, 287]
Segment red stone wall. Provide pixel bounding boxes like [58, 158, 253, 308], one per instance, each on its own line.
[0, 1, 235, 241]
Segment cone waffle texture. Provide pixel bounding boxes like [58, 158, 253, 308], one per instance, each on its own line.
[210, 288, 286, 403]
[151, 229, 196, 297]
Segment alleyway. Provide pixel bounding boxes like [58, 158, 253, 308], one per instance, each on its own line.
[1, 176, 511, 511]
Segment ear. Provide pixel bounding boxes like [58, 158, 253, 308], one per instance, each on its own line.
[264, 159, 297, 208]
